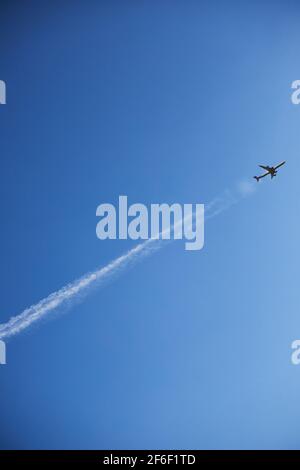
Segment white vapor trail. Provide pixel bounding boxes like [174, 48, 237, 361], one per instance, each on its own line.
[0, 180, 255, 340]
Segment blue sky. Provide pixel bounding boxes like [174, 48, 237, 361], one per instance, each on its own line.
[1, 0, 300, 449]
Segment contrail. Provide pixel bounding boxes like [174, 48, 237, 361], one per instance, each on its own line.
[0, 180, 255, 340]
[0, 237, 159, 340]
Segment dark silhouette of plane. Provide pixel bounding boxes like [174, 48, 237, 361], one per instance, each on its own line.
[254, 161, 286, 182]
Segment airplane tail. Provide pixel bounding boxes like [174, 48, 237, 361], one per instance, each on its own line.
[253, 176, 260, 182]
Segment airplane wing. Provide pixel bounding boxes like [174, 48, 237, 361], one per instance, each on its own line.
[259, 165, 270, 171]
[274, 161, 286, 170]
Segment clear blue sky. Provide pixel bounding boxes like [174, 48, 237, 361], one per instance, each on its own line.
[1, 0, 300, 449]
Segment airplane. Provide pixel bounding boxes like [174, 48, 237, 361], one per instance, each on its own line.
[253, 161, 286, 182]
